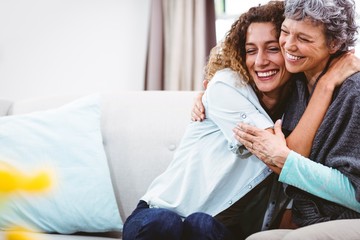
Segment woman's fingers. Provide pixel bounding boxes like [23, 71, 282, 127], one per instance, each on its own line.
[237, 122, 259, 135]
[233, 121, 289, 169]
[191, 92, 205, 121]
[233, 125, 255, 144]
[233, 124, 264, 155]
[273, 119, 284, 138]
[191, 106, 204, 121]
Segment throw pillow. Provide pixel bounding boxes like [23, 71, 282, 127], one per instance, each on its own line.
[0, 95, 122, 234]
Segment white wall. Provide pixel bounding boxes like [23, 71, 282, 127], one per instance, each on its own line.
[0, 0, 151, 101]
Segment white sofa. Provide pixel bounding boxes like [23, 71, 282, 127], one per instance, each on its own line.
[0, 91, 357, 240]
[0, 91, 197, 240]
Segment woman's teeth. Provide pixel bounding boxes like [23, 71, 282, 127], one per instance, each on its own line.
[257, 70, 277, 77]
[286, 52, 302, 60]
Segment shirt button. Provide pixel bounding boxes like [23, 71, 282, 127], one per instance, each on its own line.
[168, 144, 176, 151]
[241, 113, 247, 119]
[248, 185, 252, 189]
[228, 201, 233, 205]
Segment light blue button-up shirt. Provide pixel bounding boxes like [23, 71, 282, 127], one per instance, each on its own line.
[141, 68, 274, 217]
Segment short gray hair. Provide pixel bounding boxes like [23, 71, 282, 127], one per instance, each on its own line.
[284, 0, 358, 52]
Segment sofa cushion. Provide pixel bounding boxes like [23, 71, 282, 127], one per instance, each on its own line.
[0, 95, 122, 234]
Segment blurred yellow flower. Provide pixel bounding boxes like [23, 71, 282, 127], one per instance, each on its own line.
[0, 162, 51, 194]
[7, 232, 31, 240]
[6, 229, 34, 240]
[0, 161, 52, 240]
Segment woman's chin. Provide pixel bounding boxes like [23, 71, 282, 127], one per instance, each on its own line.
[256, 84, 277, 94]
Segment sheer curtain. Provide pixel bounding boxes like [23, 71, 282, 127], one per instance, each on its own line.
[145, 0, 216, 90]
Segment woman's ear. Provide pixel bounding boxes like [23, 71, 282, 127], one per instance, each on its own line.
[329, 40, 340, 54]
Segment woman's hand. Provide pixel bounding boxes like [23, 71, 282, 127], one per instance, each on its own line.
[233, 120, 290, 169]
[191, 92, 205, 121]
[191, 80, 209, 121]
[320, 52, 360, 89]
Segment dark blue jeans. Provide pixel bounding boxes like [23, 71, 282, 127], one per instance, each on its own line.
[123, 201, 235, 240]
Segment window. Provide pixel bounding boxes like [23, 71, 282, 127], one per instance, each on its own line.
[214, 0, 270, 42]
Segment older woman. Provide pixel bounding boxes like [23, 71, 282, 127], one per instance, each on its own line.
[233, 0, 360, 239]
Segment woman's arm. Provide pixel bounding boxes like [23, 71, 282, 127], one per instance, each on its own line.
[234, 121, 360, 212]
[204, 69, 274, 156]
[286, 79, 336, 156]
[286, 52, 360, 157]
[281, 151, 360, 212]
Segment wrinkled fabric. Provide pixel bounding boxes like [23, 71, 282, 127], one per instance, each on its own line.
[282, 72, 360, 226]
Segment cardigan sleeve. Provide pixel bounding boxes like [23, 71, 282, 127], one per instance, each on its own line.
[279, 151, 360, 213]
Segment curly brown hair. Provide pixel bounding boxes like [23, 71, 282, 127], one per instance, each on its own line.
[204, 1, 285, 83]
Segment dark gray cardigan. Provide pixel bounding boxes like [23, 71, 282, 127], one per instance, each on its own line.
[282, 72, 360, 226]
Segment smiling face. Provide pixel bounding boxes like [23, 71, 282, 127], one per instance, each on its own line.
[245, 22, 292, 97]
[279, 18, 337, 83]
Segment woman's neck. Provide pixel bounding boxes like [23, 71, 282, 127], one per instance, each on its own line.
[305, 72, 320, 92]
[258, 91, 283, 121]
[304, 58, 332, 92]
[257, 81, 294, 121]
[260, 93, 278, 113]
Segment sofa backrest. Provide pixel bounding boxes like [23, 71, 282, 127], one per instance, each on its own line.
[7, 91, 198, 222]
[0, 99, 12, 116]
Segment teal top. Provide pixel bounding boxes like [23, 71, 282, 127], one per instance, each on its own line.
[279, 151, 360, 213]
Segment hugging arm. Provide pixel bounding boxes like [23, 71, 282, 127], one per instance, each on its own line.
[205, 77, 273, 155]
[285, 52, 360, 156]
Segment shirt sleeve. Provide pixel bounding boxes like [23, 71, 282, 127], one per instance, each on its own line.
[205, 73, 273, 156]
[279, 151, 360, 212]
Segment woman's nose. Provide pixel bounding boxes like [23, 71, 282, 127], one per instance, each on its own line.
[255, 51, 270, 66]
[283, 35, 297, 52]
